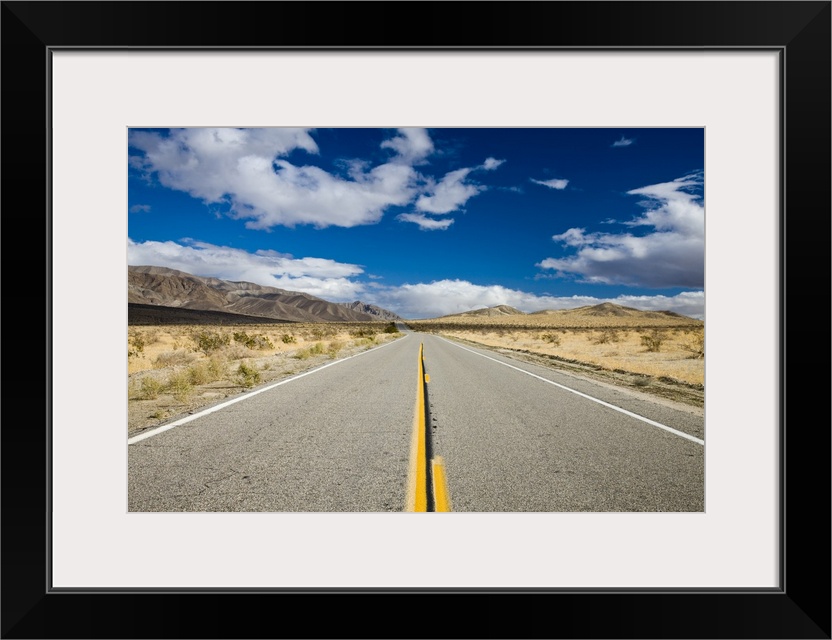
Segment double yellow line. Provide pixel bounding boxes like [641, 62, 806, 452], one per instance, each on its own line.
[406, 343, 451, 512]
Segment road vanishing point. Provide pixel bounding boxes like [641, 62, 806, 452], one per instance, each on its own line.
[128, 329, 704, 512]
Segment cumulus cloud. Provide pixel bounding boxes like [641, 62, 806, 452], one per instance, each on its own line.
[413, 156, 505, 215]
[127, 238, 366, 301]
[612, 136, 635, 147]
[531, 177, 569, 190]
[368, 279, 704, 319]
[379, 127, 434, 164]
[129, 204, 151, 213]
[129, 128, 319, 201]
[130, 127, 506, 230]
[415, 167, 483, 214]
[396, 213, 454, 231]
[129, 127, 431, 230]
[537, 172, 704, 288]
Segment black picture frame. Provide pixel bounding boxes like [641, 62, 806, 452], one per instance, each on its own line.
[3, 2, 829, 638]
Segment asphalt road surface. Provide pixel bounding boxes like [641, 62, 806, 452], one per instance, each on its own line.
[128, 331, 704, 512]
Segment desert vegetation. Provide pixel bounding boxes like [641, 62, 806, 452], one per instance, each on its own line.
[418, 325, 704, 384]
[409, 315, 704, 408]
[127, 322, 402, 433]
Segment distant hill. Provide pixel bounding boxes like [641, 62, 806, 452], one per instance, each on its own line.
[531, 302, 689, 321]
[128, 265, 399, 324]
[437, 304, 525, 319]
[414, 302, 701, 328]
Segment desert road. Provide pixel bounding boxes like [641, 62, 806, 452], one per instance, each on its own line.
[128, 330, 704, 512]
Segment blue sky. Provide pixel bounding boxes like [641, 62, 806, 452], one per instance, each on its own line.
[128, 127, 704, 319]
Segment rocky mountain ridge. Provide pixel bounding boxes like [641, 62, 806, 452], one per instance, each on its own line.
[339, 300, 403, 321]
[128, 265, 399, 323]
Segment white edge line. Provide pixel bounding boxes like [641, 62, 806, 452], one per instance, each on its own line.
[128, 334, 409, 445]
[437, 336, 704, 446]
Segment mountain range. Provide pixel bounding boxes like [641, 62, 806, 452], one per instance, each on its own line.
[128, 265, 403, 324]
[128, 265, 699, 326]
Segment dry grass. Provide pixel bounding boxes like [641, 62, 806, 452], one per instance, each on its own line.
[423, 325, 704, 386]
[128, 322, 390, 374]
[127, 322, 402, 433]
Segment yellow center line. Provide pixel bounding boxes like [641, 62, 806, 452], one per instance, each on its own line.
[406, 342, 453, 512]
[405, 343, 428, 511]
[431, 456, 452, 512]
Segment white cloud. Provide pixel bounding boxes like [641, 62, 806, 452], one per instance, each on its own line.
[379, 127, 434, 164]
[531, 177, 569, 190]
[129, 128, 319, 203]
[374, 280, 539, 317]
[611, 291, 704, 319]
[127, 238, 366, 301]
[482, 157, 505, 170]
[130, 127, 507, 230]
[551, 227, 590, 246]
[129, 204, 151, 213]
[413, 156, 504, 215]
[396, 213, 454, 231]
[537, 172, 704, 288]
[367, 279, 704, 319]
[237, 158, 418, 229]
[612, 136, 635, 147]
[129, 127, 429, 230]
[415, 167, 483, 214]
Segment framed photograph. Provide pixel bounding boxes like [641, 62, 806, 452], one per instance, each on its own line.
[4, 1, 829, 638]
